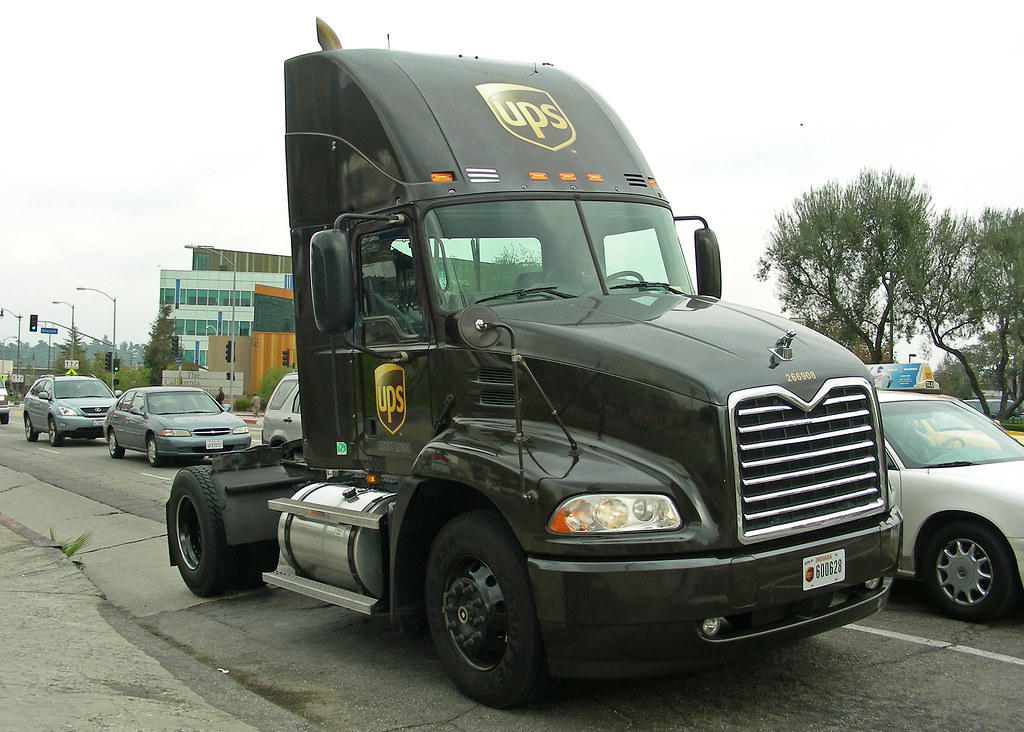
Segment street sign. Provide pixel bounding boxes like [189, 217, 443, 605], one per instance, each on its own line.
[40, 327, 58, 335]
[64, 360, 79, 369]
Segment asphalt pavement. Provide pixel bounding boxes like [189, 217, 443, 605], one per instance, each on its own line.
[0, 411, 313, 731]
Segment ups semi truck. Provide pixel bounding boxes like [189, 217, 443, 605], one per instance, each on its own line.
[166, 22, 901, 708]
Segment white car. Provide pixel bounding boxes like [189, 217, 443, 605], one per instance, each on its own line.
[0, 383, 10, 425]
[879, 389, 1024, 621]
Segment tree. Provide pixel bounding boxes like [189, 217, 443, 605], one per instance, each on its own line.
[143, 304, 177, 385]
[757, 168, 932, 363]
[54, 326, 91, 376]
[906, 207, 1024, 419]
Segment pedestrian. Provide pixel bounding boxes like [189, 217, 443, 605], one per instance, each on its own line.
[251, 392, 261, 417]
[216, 387, 225, 405]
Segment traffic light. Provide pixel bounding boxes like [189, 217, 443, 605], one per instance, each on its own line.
[225, 341, 233, 362]
[171, 336, 180, 354]
[29, 314, 38, 332]
[104, 351, 113, 371]
[281, 349, 290, 367]
[113, 358, 120, 373]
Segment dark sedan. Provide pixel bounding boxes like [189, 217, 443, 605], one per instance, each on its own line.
[104, 386, 251, 466]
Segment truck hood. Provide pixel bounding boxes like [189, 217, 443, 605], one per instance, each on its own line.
[496, 293, 868, 406]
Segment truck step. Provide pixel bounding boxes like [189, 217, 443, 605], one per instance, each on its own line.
[268, 497, 384, 530]
[263, 571, 378, 614]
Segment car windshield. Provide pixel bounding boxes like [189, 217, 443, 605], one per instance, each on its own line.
[53, 380, 114, 399]
[425, 199, 695, 309]
[147, 391, 222, 416]
[881, 399, 1024, 468]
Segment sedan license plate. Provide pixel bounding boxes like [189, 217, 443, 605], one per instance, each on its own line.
[205, 439, 224, 450]
[803, 549, 845, 591]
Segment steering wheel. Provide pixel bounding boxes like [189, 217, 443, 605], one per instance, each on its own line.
[607, 270, 644, 282]
[939, 437, 967, 450]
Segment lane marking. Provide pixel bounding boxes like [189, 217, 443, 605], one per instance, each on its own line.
[848, 623, 1024, 667]
[39, 448, 61, 455]
[141, 473, 172, 481]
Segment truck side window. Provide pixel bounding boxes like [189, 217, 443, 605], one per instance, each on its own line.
[358, 229, 425, 343]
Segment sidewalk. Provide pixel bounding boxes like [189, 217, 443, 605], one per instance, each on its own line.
[0, 466, 310, 731]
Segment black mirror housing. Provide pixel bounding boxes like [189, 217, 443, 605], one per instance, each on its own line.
[310, 228, 356, 333]
[694, 228, 722, 299]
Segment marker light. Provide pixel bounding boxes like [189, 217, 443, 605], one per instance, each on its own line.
[430, 172, 455, 182]
[558, 172, 577, 181]
[529, 172, 549, 181]
[548, 494, 681, 534]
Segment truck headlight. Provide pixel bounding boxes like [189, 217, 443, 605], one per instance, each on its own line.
[548, 494, 681, 534]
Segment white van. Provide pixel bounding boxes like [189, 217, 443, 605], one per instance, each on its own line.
[261, 371, 301, 458]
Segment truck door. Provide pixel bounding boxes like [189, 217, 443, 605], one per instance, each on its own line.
[353, 225, 433, 473]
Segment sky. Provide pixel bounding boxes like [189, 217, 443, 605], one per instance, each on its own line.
[2, 1, 1022, 361]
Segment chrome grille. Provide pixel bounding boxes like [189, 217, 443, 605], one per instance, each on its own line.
[81, 406, 110, 416]
[193, 427, 231, 437]
[733, 381, 884, 541]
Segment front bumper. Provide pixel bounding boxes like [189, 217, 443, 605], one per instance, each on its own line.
[54, 414, 107, 438]
[528, 510, 901, 679]
[154, 434, 251, 457]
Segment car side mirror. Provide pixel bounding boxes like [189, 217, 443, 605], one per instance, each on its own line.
[39, 390, 51, 401]
[310, 228, 356, 333]
[129, 407, 144, 416]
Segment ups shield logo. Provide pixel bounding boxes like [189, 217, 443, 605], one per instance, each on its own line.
[375, 363, 406, 435]
[477, 83, 577, 151]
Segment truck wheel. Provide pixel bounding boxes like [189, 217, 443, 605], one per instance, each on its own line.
[923, 520, 1022, 622]
[425, 511, 549, 708]
[48, 417, 64, 446]
[235, 539, 280, 590]
[24, 415, 39, 442]
[168, 466, 240, 596]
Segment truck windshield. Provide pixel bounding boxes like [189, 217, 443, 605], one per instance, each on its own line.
[425, 199, 694, 309]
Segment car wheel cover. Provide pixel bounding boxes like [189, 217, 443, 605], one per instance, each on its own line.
[147, 438, 158, 464]
[936, 538, 993, 606]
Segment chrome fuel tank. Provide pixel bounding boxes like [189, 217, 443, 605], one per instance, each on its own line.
[278, 483, 394, 597]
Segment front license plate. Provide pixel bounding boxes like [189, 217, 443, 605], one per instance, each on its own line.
[92, 419, 105, 427]
[803, 549, 846, 591]
[205, 439, 224, 450]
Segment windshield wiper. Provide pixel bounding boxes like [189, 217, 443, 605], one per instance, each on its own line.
[608, 281, 683, 293]
[929, 460, 977, 468]
[476, 285, 574, 304]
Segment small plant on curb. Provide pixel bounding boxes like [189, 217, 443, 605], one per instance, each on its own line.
[49, 528, 93, 568]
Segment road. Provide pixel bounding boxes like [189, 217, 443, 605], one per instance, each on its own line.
[2, 411, 1024, 730]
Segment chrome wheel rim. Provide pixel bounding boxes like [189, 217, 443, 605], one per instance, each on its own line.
[936, 538, 992, 606]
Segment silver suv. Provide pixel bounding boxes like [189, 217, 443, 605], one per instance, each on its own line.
[261, 371, 301, 458]
[24, 374, 117, 446]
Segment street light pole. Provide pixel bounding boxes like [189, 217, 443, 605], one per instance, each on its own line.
[0, 307, 23, 391]
[77, 287, 117, 388]
[52, 301, 76, 369]
[186, 244, 238, 409]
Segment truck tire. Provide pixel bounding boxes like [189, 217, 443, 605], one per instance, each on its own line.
[168, 466, 240, 597]
[923, 519, 1022, 622]
[425, 510, 549, 708]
